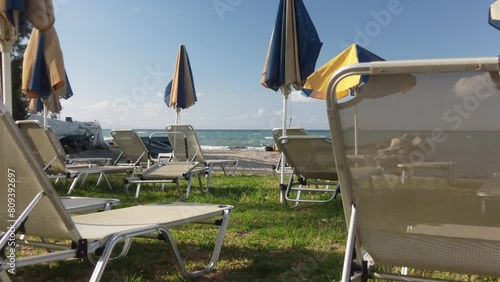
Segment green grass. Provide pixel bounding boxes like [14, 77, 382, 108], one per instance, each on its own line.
[9, 173, 499, 281]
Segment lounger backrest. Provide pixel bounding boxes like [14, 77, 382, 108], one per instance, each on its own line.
[111, 129, 149, 165]
[326, 58, 500, 276]
[272, 127, 308, 150]
[16, 120, 67, 173]
[277, 135, 338, 181]
[0, 104, 80, 240]
[167, 124, 204, 163]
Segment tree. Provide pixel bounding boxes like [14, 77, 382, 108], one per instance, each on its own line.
[0, 14, 32, 120]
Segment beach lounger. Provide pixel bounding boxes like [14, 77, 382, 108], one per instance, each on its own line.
[326, 57, 500, 281]
[111, 129, 170, 168]
[0, 103, 233, 281]
[271, 127, 308, 175]
[123, 161, 208, 199]
[276, 135, 340, 208]
[17, 120, 112, 167]
[167, 124, 238, 186]
[16, 120, 138, 194]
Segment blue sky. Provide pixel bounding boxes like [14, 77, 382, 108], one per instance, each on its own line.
[52, 0, 500, 129]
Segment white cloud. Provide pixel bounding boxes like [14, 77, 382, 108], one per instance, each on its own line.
[80, 100, 110, 110]
[290, 90, 313, 102]
[141, 102, 163, 117]
[253, 108, 264, 117]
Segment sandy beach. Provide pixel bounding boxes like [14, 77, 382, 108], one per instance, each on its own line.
[204, 149, 279, 175]
[70, 149, 280, 175]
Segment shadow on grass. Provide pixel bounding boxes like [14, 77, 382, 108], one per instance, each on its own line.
[12, 174, 346, 281]
[12, 238, 345, 282]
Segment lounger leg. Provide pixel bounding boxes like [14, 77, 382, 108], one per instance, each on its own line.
[80, 173, 89, 187]
[342, 204, 358, 282]
[220, 163, 227, 177]
[124, 183, 131, 198]
[233, 160, 238, 175]
[184, 176, 193, 200]
[134, 184, 141, 199]
[68, 175, 82, 194]
[197, 174, 203, 192]
[100, 174, 113, 191]
[87, 238, 133, 265]
[205, 168, 212, 192]
[175, 180, 182, 200]
[161, 209, 232, 277]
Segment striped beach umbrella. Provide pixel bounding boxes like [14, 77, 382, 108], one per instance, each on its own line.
[489, 1, 500, 30]
[22, 0, 72, 126]
[0, 0, 25, 114]
[303, 44, 384, 100]
[303, 44, 416, 154]
[261, 0, 322, 200]
[164, 44, 197, 124]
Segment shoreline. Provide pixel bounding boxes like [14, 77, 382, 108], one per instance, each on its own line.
[69, 148, 280, 175]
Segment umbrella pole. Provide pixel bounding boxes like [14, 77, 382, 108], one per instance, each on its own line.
[43, 104, 48, 128]
[279, 86, 291, 203]
[175, 107, 180, 124]
[1, 43, 13, 113]
[354, 104, 358, 156]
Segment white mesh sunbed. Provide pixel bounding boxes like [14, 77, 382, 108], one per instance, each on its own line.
[0, 103, 234, 281]
[16, 120, 137, 194]
[167, 124, 238, 188]
[327, 57, 500, 281]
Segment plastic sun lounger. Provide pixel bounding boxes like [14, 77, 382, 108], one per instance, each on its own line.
[123, 161, 208, 199]
[326, 57, 500, 281]
[111, 129, 169, 168]
[16, 120, 138, 194]
[166, 124, 238, 185]
[276, 135, 340, 208]
[16, 120, 112, 166]
[60, 197, 120, 214]
[271, 127, 308, 175]
[0, 103, 234, 281]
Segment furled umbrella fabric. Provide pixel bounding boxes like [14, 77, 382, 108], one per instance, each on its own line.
[303, 44, 415, 100]
[303, 44, 384, 100]
[22, 0, 71, 113]
[3, 0, 24, 25]
[489, 0, 500, 30]
[164, 44, 197, 124]
[261, 0, 322, 201]
[261, 0, 322, 92]
[303, 44, 416, 155]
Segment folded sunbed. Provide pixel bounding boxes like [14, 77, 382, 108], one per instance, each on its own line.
[327, 57, 500, 281]
[0, 103, 233, 281]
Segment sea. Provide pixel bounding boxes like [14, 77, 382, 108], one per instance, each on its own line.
[102, 128, 500, 178]
[102, 129, 331, 151]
